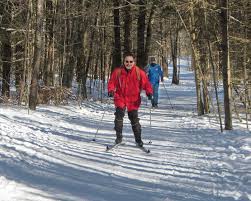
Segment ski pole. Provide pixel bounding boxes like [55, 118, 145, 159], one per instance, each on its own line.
[92, 97, 112, 141]
[148, 96, 153, 144]
[92, 109, 105, 141]
[162, 82, 174, 110]
[148, 106, 152, 144]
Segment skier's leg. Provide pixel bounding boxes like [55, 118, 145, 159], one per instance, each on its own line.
[128, 110, 143, 146]
[154, 83, 159, 107]
[114, 107, 125, 143]
[151, 84, 155, 107]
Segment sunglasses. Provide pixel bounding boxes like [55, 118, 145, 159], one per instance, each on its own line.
[125, 60, 134, 63]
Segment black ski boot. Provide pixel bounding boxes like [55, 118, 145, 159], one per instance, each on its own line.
[115, 134, 123, 144]
[136, 140, 144, 147]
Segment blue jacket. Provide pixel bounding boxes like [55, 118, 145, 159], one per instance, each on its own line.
[147, 63, 163, 85]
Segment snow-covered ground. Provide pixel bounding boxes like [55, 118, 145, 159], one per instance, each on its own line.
[0, 60, 250, 201]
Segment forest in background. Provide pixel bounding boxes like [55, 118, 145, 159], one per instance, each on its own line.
[0, 0, 250, 131]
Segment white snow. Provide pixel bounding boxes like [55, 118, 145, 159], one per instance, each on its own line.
[0, 59, 250, 201]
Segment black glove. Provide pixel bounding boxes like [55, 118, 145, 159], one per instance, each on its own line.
[147, 94, 153, 100]
[108, 91, 114, 97]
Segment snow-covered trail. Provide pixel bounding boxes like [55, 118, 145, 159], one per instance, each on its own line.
[0, 66, 250, 201]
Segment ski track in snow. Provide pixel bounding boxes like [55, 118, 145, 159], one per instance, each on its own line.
[0, 63, 251, 201]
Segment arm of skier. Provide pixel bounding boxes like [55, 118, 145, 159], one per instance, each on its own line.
[159, 65, 164, 82]
[107, 69, 118, 95]
[140, 70, 153, 96]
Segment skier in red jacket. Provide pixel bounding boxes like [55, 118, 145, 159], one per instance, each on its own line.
[108, 53, 153, 147]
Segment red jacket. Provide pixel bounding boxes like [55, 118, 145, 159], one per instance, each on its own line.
[108, 65, 153, 111]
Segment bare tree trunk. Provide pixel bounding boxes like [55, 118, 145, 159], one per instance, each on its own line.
[162, 19, 169, 77]
[44, 0, 55, 86]
[208, 41, 224, 132]
[201, 0, 224, 131]
[19, 0, 33, 105]
[123, 0, 132, 55]
[29, 0, 44, 110]
[200, 43, 210, 114]
[144, 2, 156, 65]
[75, 0, 89, 101]
[15, 44, 24, 94]
[100, 5, 108, 99]
[220, 0, 232, 129]
[62, 0, 74, 88]
[1, 1, 12, 98]
[81, 5, 99, 99]
[57, 0, 64, 87]
[243, 12, 249, 129]
[136, 0, 146, 68]
[112, 0, 121, 71]
[170, 18, 179, 85]
[190, 2, 204, 115]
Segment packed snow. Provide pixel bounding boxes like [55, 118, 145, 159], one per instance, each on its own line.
[0, 60, 250, 201]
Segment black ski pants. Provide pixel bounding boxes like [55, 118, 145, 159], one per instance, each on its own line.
[114, 107, 142, 143]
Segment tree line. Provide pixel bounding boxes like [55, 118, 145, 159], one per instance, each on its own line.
[0, 0, 250, 130]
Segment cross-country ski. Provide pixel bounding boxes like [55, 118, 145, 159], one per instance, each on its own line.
[106, 142, 125, 151]
[106, 142, 150, 153]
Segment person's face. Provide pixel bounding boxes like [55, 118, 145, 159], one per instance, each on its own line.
[124, 56, 135, 69]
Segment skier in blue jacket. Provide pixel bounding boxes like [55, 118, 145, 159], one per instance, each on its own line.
[147, 57, 163, 108]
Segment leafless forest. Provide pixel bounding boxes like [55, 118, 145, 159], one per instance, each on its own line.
[0, 0, 250, 130]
